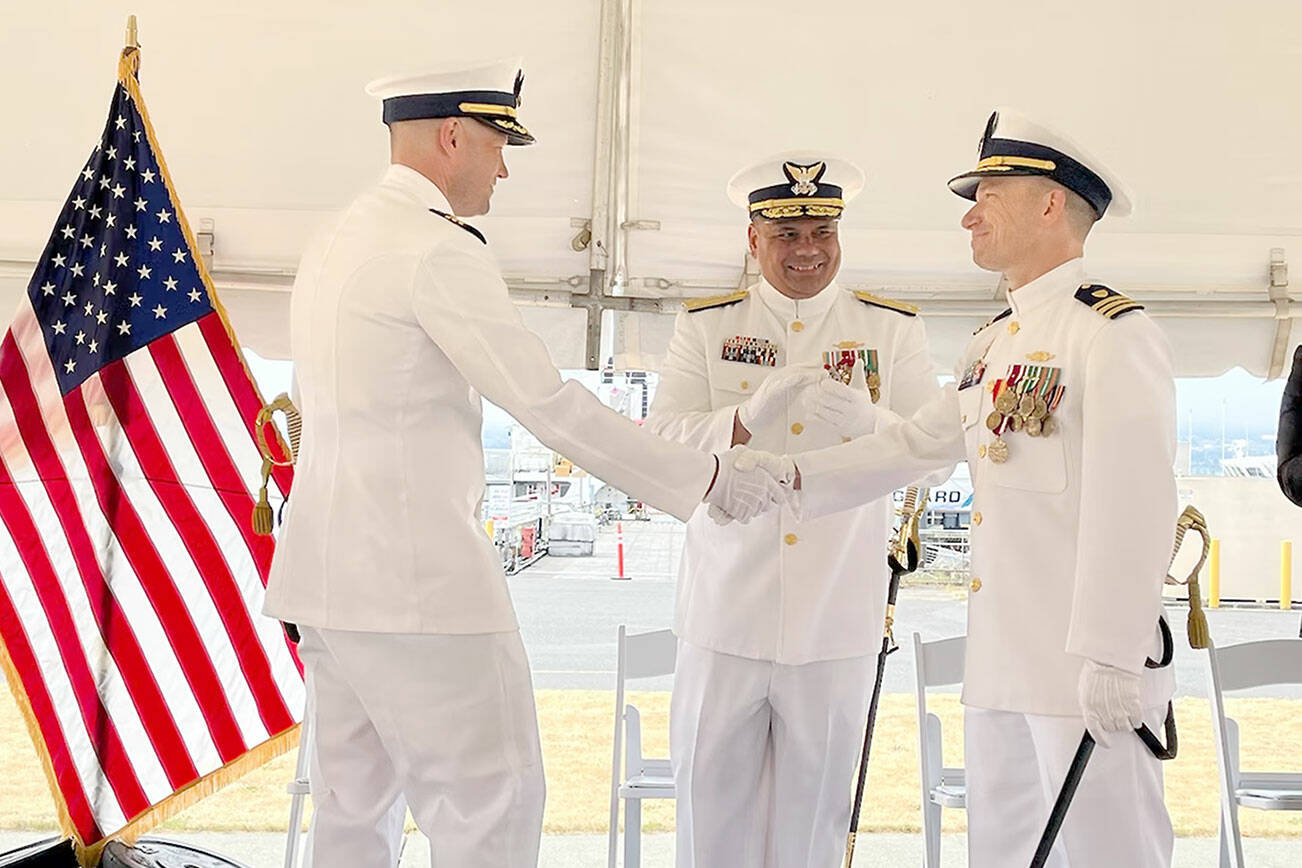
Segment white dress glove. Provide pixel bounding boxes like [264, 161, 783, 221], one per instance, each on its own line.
[704, 446, 797, 525]
[809, 364, 877, 437]
[1077, 659, 1144, 748]
[736, 367, 824, 432]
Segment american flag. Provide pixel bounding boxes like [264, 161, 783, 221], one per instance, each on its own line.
[0, 47, 303, 852]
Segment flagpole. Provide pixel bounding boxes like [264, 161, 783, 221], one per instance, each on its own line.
[88, 16, 142, 861]
[123, 15, 141, 78]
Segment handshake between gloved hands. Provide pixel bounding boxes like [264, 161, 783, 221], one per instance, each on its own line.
[701, 362, 879, 524]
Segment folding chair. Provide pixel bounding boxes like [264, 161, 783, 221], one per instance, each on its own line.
[1204, 637, 1302, 868]
[912, 632, 967, 868]
[607, 626, 677, 868]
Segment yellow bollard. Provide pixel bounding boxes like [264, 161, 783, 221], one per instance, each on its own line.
[1209, 539, 1221, 608]
[1282, 541, 1294, 611]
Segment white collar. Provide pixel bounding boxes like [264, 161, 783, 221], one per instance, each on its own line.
[753, 277, 842, 321]
[1006, 257, 1087, 317]
[382, 162, 454, 213]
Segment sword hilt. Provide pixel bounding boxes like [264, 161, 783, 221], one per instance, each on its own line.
[888, 486, 928, 574]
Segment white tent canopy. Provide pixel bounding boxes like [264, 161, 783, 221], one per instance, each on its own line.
[2, 1, 1299, 377]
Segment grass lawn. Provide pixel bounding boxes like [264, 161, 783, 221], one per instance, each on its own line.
[2, 690, 1300, 838]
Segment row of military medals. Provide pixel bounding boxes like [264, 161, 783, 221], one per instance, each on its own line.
[985, 364, 1064, 463]
[825, 348, 881, 403]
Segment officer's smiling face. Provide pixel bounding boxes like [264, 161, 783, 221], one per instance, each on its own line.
[961, 177, 1048, 274]
[748, 216, 841, 300]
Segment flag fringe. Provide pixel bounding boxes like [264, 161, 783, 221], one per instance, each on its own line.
[74, 723, 301, 866]
[0, 635, 79, 842]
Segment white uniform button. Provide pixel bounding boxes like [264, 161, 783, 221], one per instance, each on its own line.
[970, 577, 983, 592]
[1008, 321, 1021, 335]
[841, 435, 852, 443]
[962, 414, 968, 424]
[740, 380, 749, 390]
[791, 422, 804, 435]
[977, 444, 987, 459]
[973, 511, 983, 526]
[791, 321, 805, 332]
[784, 533, 799, 546]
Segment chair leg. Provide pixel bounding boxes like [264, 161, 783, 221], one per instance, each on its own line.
[608, 797, 620, 868]
[1220, 801, 1246, 868]
[923, 802, 941, 868]
[624, 798, 642, 868]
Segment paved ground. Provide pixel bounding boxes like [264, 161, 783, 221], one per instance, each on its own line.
[3, 830, 1299, 867]
[513, 517, 1302, 697]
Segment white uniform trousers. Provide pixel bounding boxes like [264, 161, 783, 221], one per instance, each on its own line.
[297, 627, 545, 868]
[670, 640, 873, 868]
[965, 705, 1173, 868]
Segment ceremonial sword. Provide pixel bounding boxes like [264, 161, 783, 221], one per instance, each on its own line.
[1029, 506, 1211, 868]
[844, 486, 928, 868]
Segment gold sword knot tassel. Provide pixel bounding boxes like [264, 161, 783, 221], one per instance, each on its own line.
[252, 393, 302, 536]
[1166, 506, 1211, 649]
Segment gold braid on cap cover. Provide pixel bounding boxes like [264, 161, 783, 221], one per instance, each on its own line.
[1165, 506, 1211, 649]
[252, 393, 301, 536]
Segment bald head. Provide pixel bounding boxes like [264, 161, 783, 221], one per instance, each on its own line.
[388, 116, 509, 217]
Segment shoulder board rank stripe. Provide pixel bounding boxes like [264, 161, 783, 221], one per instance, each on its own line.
[853, 290, 917, 316]
[1074, 284, 1144, 320]
[972, 307, 1012, 334]
[430, 208, 486, 244]
[685, 290, 749, 313]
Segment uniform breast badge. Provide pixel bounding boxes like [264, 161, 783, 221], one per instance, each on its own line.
[823, 345, 881, 402]
[958, 357, 987, 391]
[721, 335, 779, 367]
[983, 365, 1065, 461]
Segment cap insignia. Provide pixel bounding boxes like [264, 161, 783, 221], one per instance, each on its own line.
[783, 161, 826, 197]
[979, 110, 999, 156]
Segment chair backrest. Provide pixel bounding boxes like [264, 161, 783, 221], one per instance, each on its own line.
[622, 628, 678, 681]
[913, 633, 966, 801]
[609, 626, 677, 868]
[915, 633, 966, 689]
[1200, 638, 1302, 868]
[1210, 638, 1302, 693]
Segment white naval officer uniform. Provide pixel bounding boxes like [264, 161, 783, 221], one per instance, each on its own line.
[646, 276, 945, 867]
[264, 160, 717, 868]
[796, 257, 1178, 868]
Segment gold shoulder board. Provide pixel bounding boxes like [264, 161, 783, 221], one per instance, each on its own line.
[429, 208, 486, 244]
[972, 307, 1013, 335]
[685, 290, 749, 313]
[853, 290, 918, 316]
[1074, 284, 1144, 320]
